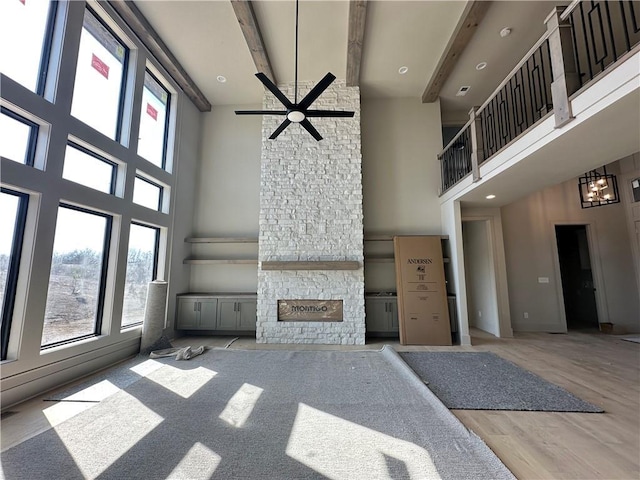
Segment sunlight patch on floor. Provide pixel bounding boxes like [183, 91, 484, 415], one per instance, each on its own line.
[129, 358, 165, 377]
[56, 390, 163, 479]
[166, 442, 221, 479]
[286, 403, 441, 480]
[218, 383, 264, 428]
[145, 365, 217, 399]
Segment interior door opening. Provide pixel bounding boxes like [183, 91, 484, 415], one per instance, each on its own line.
[555, 225, 599, 330]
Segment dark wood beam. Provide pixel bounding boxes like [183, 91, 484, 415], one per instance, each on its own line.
[230, 0, 276, 84]
[422, 1, 492, 103]
[346, 0, 367, 87]
[108, 1, 211, 112]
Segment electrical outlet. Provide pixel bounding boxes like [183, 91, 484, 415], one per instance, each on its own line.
[523, 312, 529, 319]
[478, 310, 482, 318]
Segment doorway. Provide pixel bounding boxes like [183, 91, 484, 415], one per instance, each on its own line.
[555, 225, 599, 329]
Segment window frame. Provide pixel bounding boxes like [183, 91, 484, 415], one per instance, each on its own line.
[64, 140, 118, 195]
[35, 0, 59, 95]
[0, 107, 39, 166]
[0, 188, 29, 361]
[41, 203, 113, 349]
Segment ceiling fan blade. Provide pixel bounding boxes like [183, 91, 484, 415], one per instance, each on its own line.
[300, 119, 323, 141]
[235, 110, 287, 115]
[305, 110, 355, 118]
[297, 72, 336, 110]
[256, 73, 293, 109]
[269, 119, 292, 139]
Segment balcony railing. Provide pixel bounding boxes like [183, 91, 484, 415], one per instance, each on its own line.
[564, 1, 640, 89]
[438, 0, 640, 195]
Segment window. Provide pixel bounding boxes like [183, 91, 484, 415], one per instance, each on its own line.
[62, 142, 116, 194]
[0, 108, 38, 165]
[70, 7, 128, 140]
[0, 0, 54, 93]
[121, 223, 159, 328]
[138, 71, 170, 168]
[0, 189, 28, 360]
[41, 205, 111, 347]
[133, 176, 162, 210]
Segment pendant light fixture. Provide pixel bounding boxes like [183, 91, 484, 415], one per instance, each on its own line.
[578, 165, 620, 208]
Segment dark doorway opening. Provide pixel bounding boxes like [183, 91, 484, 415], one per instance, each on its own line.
[555, 225, 599, 330]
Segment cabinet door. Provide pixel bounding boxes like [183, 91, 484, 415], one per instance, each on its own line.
[217, 300, 238, 330]
[199, 299, 218, 329]
[177, 298, 199, 329]
[238, 299, 257, 331]
[388, 300, 399, 332]
[365, 298, 388, 333]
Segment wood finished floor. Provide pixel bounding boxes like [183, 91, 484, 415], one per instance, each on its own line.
[2, 330, 638, 479]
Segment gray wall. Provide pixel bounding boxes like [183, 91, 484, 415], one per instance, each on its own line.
[189, 105, 262, 293]
[361, 98, 444, 293]
[463, 220, 499, 335]
[191, 98, 446, 295]
[502, 162, 640, 333]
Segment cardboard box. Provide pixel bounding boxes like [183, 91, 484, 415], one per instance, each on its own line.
[394, 236, 452, 345]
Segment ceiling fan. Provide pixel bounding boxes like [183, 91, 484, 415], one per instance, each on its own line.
[235, 0, 355, 141]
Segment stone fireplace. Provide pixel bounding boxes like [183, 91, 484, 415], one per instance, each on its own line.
[256, 79, 365, 344]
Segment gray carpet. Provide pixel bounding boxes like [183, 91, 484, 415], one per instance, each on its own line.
[2, 347, 514, 480]
[399, 351, 603, 412]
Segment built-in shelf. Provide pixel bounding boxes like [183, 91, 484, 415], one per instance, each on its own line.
[183, 258, 258, 265]
[364, 255, 450, 263]
[364, 234, 449, 241]
[261, 261, 360, 271]
[185, 237, 258, 243]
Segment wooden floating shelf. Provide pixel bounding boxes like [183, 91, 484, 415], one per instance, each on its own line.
[183, 258, 258, 265]
[185, 237, 258, 243]
[364, 234, 449, 241]
[261, 261, 361, 271]
[364, 256, 450, 264]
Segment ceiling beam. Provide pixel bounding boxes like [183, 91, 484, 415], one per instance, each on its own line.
[109, 0, 211, 112]
[230, 0, 277, 85]
[346, 0, 368, 87]
[422, 0, 492, 103]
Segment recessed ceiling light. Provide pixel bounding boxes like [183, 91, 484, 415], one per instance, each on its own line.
[476, 62, 487, 70]
[216, 75, 227, 83]
[486, 194, 496, 199]
[398, 66, 409, 75]
[456, 86, 471, 96]
[500, 27, 512, 38]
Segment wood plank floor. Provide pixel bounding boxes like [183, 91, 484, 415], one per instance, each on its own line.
[449, 331, 640, 480]
[2, 330, 638, 479]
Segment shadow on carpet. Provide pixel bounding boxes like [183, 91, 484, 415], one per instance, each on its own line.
[399, 351, 603, 412]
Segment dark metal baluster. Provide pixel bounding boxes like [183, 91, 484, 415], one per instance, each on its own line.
[569, 11, 585, 87]
[603, 1, 618, 62]
[580, 2, 595, 81]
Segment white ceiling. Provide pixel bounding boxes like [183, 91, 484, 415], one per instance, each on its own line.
[134, 0, 569, 115]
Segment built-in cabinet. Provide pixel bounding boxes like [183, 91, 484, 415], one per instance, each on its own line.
[365, 295, 399, 336]
[176, 294, 256, 332]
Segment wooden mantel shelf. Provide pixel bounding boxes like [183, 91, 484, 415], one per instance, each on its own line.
[261, 261, 360, 271]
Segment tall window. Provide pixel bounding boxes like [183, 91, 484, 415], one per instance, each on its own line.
[0, 0, 55, 93]
[0, 108, 38, 165]
[138, 71, 170, 168]
[42, 205, 111, 347]
[70, 7, 128, 140]
[121, 223, 159, 328]
[0, 189, 28, 360]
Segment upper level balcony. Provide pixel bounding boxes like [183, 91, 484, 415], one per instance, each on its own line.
[438, 1, 640, 199]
